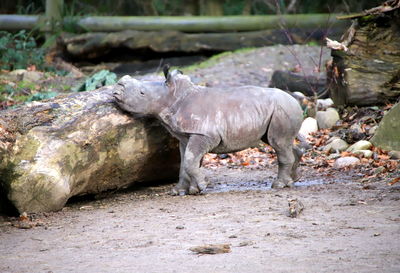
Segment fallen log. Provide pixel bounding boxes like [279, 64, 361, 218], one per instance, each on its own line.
[60, 28, 343, 60]
[269, 70, 328, 98]
[327, 0, 400, 106]
[0, 86, 180, 214]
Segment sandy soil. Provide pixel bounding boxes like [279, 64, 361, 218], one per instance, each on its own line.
[1, 45, 400, 273]
[1, 166, 400, 273]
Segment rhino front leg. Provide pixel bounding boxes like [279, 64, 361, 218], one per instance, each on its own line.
[182, 135, 217, 195]
[171, 141, 191, 196]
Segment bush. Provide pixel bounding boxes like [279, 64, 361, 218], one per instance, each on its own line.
[0, 30, 46, 71]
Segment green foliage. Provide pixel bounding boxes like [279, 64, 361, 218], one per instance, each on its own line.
[73, 70, 117, 92]
[0, 80, 59, 109]
[0, 30, 45, 71]
[27, 91, 58, 102]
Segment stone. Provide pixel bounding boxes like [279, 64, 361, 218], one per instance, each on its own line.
[23, 71, 44, 82]
[353, 150, 373, 158]
[317, 98, 334, 110]
[333, 156, 360, 168]
[316, 107, 340, 129]
[324, 138, 349, 153]
[388, 151, 400, 159]
[347, 140, 373, 152]
[298, 117, 318, 139]
[0, 86, 180, 213]
[327, 153, 341, 160]
[1, 70, 44, 83]
[369, 125, 378, 135]
[374, 166, 386, 174]
[371, 103, 400, 151]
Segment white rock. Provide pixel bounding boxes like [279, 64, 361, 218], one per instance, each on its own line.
[369, 125, 378, 135]
[334, 157, 360, 168]
[317, 98, 334, 110]
[327, 153, 341, 160]
[298, 117, 318, 139]
[347, 140, 373, 152]
[353, 150, 373, 158]
[23, 71, 44, 82]
[324, 138, 349, 153]
[293, 91, 306, 99]
[388, 151, 400, 159]
[316, 107, 340, 129]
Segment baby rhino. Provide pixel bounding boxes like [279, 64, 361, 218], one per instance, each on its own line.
[113, 66, 303, 195]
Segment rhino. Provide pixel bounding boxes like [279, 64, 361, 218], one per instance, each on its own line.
[113, 66, 304, 195]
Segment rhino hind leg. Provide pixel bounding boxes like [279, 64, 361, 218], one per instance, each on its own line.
[262, 108, 300, 188]
[291, 146, 303, 182]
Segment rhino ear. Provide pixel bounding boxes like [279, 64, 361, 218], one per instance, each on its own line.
[163, 64, 171, 82]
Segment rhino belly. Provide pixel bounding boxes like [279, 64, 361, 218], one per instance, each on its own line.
[210, 114, 270, 153]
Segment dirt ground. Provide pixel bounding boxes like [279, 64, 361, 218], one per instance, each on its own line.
[1, 45, 400, 272]
[1, 166, 400, 273]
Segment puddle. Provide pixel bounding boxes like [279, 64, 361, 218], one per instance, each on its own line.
[205, 178, 332, 193]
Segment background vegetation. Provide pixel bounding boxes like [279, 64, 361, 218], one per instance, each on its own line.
[0, 0, 384, 16]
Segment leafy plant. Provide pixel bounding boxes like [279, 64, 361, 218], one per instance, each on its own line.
[0, 30, 46, 71]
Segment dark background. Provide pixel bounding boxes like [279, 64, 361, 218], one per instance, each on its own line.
[0, 0, 384, 16]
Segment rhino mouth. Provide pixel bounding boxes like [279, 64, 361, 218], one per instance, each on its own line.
[113, 83, 125, 102]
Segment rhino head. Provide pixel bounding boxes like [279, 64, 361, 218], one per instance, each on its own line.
[113, 65, 195, 116]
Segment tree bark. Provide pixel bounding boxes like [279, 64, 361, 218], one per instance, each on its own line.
[0, 86, 179, 213]
[327, 7, 400, 106]
[200, 0, 224, 15]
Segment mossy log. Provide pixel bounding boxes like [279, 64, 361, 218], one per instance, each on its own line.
[60, 28, 343, 60]
[0, 87, 179, 213]
[327, 6, 400, 106]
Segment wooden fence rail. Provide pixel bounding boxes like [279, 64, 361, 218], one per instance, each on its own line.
[0, 14, 347, 33]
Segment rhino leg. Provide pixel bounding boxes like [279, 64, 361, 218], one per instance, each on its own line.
[181, 135, 217, 195]
[291, 146, 303, 182]
[171, 141, 191, 196]
[263, 108, 300, 188]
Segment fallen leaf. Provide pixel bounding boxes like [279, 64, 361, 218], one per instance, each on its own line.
[189, 244, 231, 255]
[388, 177, 400, 186]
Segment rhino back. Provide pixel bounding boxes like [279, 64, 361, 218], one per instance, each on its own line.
[168, 86, 302, 151]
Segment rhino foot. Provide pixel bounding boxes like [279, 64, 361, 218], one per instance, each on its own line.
[271, 179, 293, 189]
[189, 186, 200, 195]
[170, 186, 187, 196]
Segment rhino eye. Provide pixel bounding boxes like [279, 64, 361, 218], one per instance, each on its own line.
[139, 90, 145, 96]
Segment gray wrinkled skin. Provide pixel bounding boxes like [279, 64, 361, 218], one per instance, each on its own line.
[113, 69, 303, 195]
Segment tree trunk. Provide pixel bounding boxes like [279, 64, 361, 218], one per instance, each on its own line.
[0, 86, 179, 213]
[327, 4, 400, 106]
[184, 0, 200, 15]
[200, 0, 224, 15]
[242, 0, 252, 15]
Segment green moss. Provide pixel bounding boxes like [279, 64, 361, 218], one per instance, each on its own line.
[0, 162, 20, 190]
[13, 136, 40, 162]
